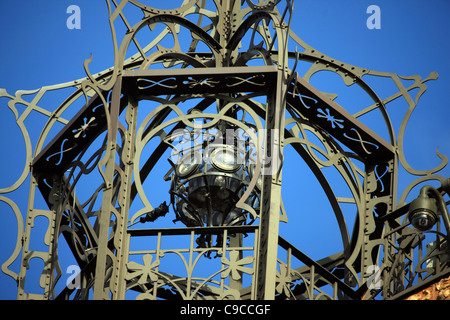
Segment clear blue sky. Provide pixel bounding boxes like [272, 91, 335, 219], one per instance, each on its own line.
[0, 0, 449, 300]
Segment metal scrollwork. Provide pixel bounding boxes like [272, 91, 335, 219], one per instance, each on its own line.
[1, 0, 448, 301]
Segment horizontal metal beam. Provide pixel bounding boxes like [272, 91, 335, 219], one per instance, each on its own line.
[288, 75, 395, 164]
[32, 91, 128, 175]
[128, 225, 258, 237]
[122, 66, 278, 97]
[32, 66, 279, 178]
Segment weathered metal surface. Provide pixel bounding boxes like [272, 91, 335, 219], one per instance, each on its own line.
[1, 0, 448, 300]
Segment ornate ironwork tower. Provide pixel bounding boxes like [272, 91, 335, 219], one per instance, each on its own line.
[1, 0, 449, 300]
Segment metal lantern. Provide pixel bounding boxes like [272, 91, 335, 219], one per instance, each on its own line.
[3, 0, 449, 302]
[168, 125, 261, 231]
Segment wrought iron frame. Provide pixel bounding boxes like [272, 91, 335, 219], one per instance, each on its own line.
[1, 0, 449, 300]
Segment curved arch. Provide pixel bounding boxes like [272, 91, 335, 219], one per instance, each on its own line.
[288, 50, 397, 148]
[130, 97, 265, 224]
[283, 137, 352, 256]
[0, 195, 24, 283]
[117, 14, 222, 71]
[243, 98, 357, 256]
[227, 11, 274, 55]
[128, 0, 201, 16]
[245, 0, 282, 10]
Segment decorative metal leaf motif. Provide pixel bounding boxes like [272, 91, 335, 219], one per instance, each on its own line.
[126, 254, 160, 285]
[221, 250, 254, 280]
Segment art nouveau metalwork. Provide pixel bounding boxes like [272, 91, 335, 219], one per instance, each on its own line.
[1, 0, 449, 300]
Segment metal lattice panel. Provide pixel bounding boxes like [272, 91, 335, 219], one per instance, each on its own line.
[1, 0, 449, 300]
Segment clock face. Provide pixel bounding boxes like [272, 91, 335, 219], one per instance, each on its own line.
[3, 0, 448, 302]
[176, 153, 200, 178]
[210, 147, 241, 172]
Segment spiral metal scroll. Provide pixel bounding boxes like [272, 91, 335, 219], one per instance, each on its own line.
[1, 0, 448, 300]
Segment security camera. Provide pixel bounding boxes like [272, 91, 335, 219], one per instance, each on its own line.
[408, 198, 438, 231]
[407, 186, 442, 232]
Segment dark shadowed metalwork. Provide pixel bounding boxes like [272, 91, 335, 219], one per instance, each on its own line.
[1, 0, 449, 300]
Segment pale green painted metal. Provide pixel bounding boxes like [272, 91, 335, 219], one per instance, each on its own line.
[1, 0, 449, 300]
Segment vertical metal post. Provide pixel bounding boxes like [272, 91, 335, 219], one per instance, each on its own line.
[361, 159, 396, 287]
[110, 97, 138, 299]
[17, 174, 62, 300]
[254, 70, 285, 300]
[92, 77, 123, 300]
[17, 175, 40, 300]
[218, 0, 239, 67]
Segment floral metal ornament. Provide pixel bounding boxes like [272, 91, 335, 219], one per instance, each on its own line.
[0, 0, 448, 301]
[221, 251, 254, 281]
[126, 254, 160, 285]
